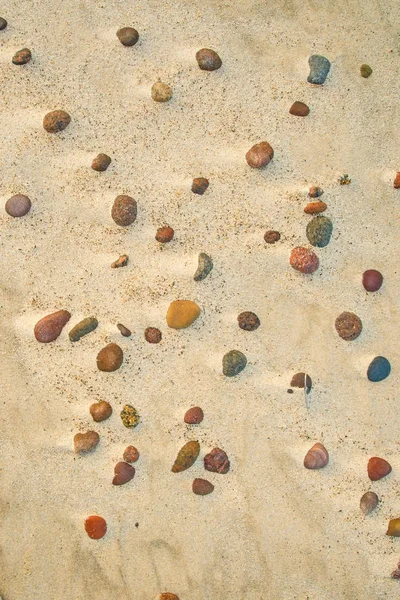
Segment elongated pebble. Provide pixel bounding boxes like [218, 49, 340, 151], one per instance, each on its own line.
[12, 48, 31, 65]
[69, 316, 98, 342]
[222, 350, 247, 377]
[34, 310, 71, 343]
[304, 201, 327, 215]
[117, 323, 131, 337]
[171, 441, 200, 473]
[307, 55, 331, 84]
[194, 253, 213, 281]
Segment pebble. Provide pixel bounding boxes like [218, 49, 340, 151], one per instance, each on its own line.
[120, 404, 140, 428]
[307, 55, 331, 85]
[5, 194, 31, 217]
[191, 178, 209, 195]
[166, 300, 200, 329]
[306, 215, 333, 247]
[290, 372, 312, 393]
[159, 594, 179, 600]
[335, 312, 362, 341]
[194, 252, 213, 281]
[362, 269, 383, 292]
[192, 478, 214, 496]
[309, 186, 323, 198]
[123, 445, 140, 463]
[74, 431, 100, 453]
[222, 350, 247, 377]
[204, 448, 230, 474]
[112, 461, 135, 485]
[151, 82, 173, 102]
[246, 141, 274, 169]
[34, 309, 71, 343]
[367, 457, 392, 481]
[155, 225, 174, 242]
[171, 440, 200, 473]
[12, 48, 31, 65]
[360, 491, 379, 515]
[116, 27, 139, 46]
[184, 407, 204, 424]
[91, 153, 111, 172]
[289, 247, 319, 274]
[0, 18, 7, 30]
[303, 442, 329, 469]
[90, 401, 112, 422]
[96, 343, 123, 372]
[304, 201, 327, 214]
[85, 515, 107, 540]
[69, 316, 98, 342]
[394, 172, 400, 189]
[144, 327, 162, 343]
[367, 356, 391, 382]
[289, 101, 309, 116]
[111, 195, 137, 226]
[117, 323, 131, 337]
[111, 254, 129, 268]
[43, 110, 71, 133]
[237, 311, 260, 331]
[195, 48, 222, 71]
[360, 64, 372, 78]
[264, 230, 281, 244]
[386, 519, 400, 537]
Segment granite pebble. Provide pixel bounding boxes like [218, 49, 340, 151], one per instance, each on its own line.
[306, 215, 333, 247]
[43, 110, 71, 133]
[194, 252, 213, 281]
[222, 350, 247, 377]
[307, 55, 331, 84]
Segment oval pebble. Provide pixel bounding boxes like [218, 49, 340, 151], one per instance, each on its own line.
[306, 216, 333, 247]
[222, 350, 247, 377]
[246, 141, 274, 169]
[362, 269, 383, 292]
[151, 82, 173, 102]
[74, 431, 100, 453]
[123, 445, 140, 463]
[192, 478, 214, 495]
[111, 195, 137, 226]
[196, 48, 222, 71]
[90, 401, 112, 422]
[159, 594, 179, 600]
[34, 310, 71, 343]
[117, 323, 131, 337]
[367, 356, 391, 382]
[5, 194, 31, 217]
[155, 225, 174, 242]
[237, 311, 260, 331]
[304, 201, 327, 215]
[166, 300, 200, 329]
[112, 462, 135, 485]
[360, 491, 379, 515]
[307, 54, 331, 85]
[194, 252, 213, 281]
[204, 448, 230, 474]
[290, 247, 319, 274]
[171, 440, 200, 473]
[144, 327, 162, 343]
[43, 110, 71, 133]
[184, 406, 204, 424]
[335, 312, 362, 341]
[289, 101, 309, 116]
[85, 515, 107, 539]
[116, 27, 139, 46]
[191, 178, 209, 195]
[69, 316, 98, 342]
[264, 230, 281, 244]
[12, 48, 31, 65]
[92, 153, 111, 172]
[96, 343, 123, 372]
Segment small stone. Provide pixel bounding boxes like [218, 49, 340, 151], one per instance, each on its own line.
[237, 311, 260, 331]
[144, 327, 162, 343]
[12, 48, 31, 65]
[69, 316, 98, 342]
[0, 18, 7, 30]
[111, 195, 137, 226]
[34, 310, 71, 343]
[394, 172, 400, 189]
[195, 48, 222, 71]
[246, 141, 274, 169]
[289, 101, 309, 116]
[339, 174, 351, 185]
[159, 594, 179, 600]
[306, 216, 333, 247]
[289, 247, 319, 274]
[335, 312, 362, 341]
[290, 372, 312, 393]
[194, 252, 213, 281]
[155, 225, 174, 242]
[362, 269, 383, 292]
[5, 194, 31, 217]
[91, 153, 111, 172]
[90, 401, 112, 422]
[360, 491, 379, 515]
[112, 461, 135, 485]
[367, 356, 391, 382]
[117, 323, 131, 337]
[287, 388, 294, 394]
[303, 442, 329, 469]
[360, 64, 372, 78]
[191, 178, 209, 195]
[74, 431, 100, 453]
[264, 230, 280, 244]
[96, 343, 123, 372]
[111, 254, 129, 268]
[387, 519, 400, 537]
[120, 404, 140, 428]
[192, 478, 214, 495]
[308, 186, 324, 198]
[307, 54, 331, 85]
[43, 110, 71, 133]
[85, 515, 107, 539]
[222, 350, 247, 377]
[171, 441, 200, 473]
[204, 448, 230, 474]
[304, 201, 327, 214]
[151, 82, 173, 102]
[166, 300, 200, 329]
[184, 407, 204, 424]
[116, 27, 139, 46]
[368, 457, 392, 481]
[123, 445, 139, 463]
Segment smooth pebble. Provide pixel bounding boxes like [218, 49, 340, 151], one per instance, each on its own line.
[222, 350, 247, 377]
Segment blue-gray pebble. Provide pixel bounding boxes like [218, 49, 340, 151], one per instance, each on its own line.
[223, 350, 247, 377]
[367, 356, 391, 382]
[307, 55, 331, 85]
[306, 216, 333, 248]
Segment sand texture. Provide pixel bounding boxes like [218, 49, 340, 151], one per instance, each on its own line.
[1, 0, 400, 598]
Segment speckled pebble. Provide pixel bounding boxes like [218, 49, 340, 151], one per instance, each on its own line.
[144, 327, 162, 343]
[367, 356, 391, 382]
[290, 247, 319, 274]
[204, 448, 230, 474]
[307, 55, 331, 85]
[222, 350, 247, 377]
[191, 178, 209, 194]
[335, 312, 362, 341]
[116, 27, 139, 46]
[5, 194, 31, 217]
[237, 311, 260, 331]
[264, 230, 280, 244]
[12, 48, 31, 65]
[123, 445, 140, 463]
[194, 252, 213, 281]
[43, 110, 71, 133]
[120, 404, 140, 428]
[111, 195, 137, 226]
[306, 216, 333, 247]
[91, 153, 111, 172]
[196, 48, 222, 71]
[69, 316, 98, 342]
[151, 82, 173, 102]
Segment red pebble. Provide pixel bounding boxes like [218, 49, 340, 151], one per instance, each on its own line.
[34, 310, 71, 343]
[368, 457, 392, 481]
[84, 515, 107, 539]
[184, 406, 204, 424]
[362, 269, 383, 292]
[289, 247, 319, 274]
[394, 172, 400, 189]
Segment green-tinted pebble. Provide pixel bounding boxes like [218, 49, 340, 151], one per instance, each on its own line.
[120, 405, 140, 428]
[222, 350, 247, 377]
[360, 64, 372, 78]
[306, 216, 333, 248]
[69, 316, 98, 342]
[194, 252, 213, 281]
[171, 440, 200, 473]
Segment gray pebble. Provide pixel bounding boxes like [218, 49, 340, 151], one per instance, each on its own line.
[194, 253, 213, 281]
[222, 350, 247, 377]
[306, 215, 333, 247]
[69, 316, 98, 342]
[307, 55, 331, 85]
[0, 17, 7, 30]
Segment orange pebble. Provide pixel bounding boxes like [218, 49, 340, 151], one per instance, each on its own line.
[84, 515, 107, 539]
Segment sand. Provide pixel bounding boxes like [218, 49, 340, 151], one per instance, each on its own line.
[1, 0, 400, 598]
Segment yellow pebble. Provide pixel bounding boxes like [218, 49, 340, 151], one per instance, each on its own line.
[166, 300, 200, 329]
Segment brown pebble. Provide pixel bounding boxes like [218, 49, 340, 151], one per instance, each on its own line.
[0, 18, 7, 30]
[5, 194, 31, 217]
[289, 101, 309, 116]
[386, 518, 400, 537]
[155, 225, 174, 242]
[91, 153, 111, 172]
[304, 201, 327, 214]
[195, 48, 222, 71]
[360, 491, 379, 515]
[368, 457, 392, 481]
[123, 445, 140, 463]
[96, 343, 123, 372]
[335, 311, 362, 341]
[204, 448, 230, 474]
[112, 461, 135, 485]
[12, 48, 31, 65]
[290, 247, 319, 274]
[90, 401, 112, 422]
[394, 172, 400, 189]
[237, 311, 260, 331]
[111, 254, 129, 269]
[191, 178, 209, 195]
[362, 269, 383, 292]
[151, 82, 173, 102]
[34, 310, 71, 343]
[303, 442, 329, 469]
[74, 431, 100, 453]
[43, 110, 71, 133]
[246, 141, 274, 169]
[291, 372, 312, 393]
[116, 27, 139, 46]
[308, 186, 324, 198]
[264, 230, 280, 244]
[184, 407, 204, 424]
[117, 323, 131, 337]
[192, 478, 214, 496]
[171, 441, 200, 473]
[144, 327, 162, 343]
[159, 594, 179, 600]
[111, 195, 137, 226]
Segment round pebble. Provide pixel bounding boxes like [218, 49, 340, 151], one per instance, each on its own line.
[74, 431, 100, 453]
[116, 27, 139, 46]
[192, 478, 214, 496]
[144, 327, 162, 343]
[335, 312, 362, 341]
[96, 343, 123, 372]
[360, 64, 372, 78]
[12, 48, 31, 65]
[290, 372, 312, 392]
[151, 82, 173, 102]
[112, 461, 135, 485]
[222, 350, 247, 377]
[155, 225, 174, 242]
[166, 300, 200, 329]
[85, 515, 107, 540]
[264, 230, 280, 244]
[290, 247, 319, 274]
[289, 101, 309, 116]
[306, 216, 333, 247]
[362, 269, 383, 292]
[304, 201, 327, 214]
[0, 18, 7, 30]
[34, 310, 71, 343]
[367, 356, 391, 382]
[191, 178, 209, 195]
[237, 311, 260, 331]
[111, 195, 137, 226]
[193, 252, 213, 281]
[195, 48, 222, 71]
[91, 153, 111, 172]
[117, 323, 131, 337]
[246, 141, 274, 169]
[309, 186, 323, 198]
[123, 445, 140, 463]
[204, 448, 230, 474]
[120, 405, 140, 428]
[5, 194, 31, 217]
[43, 110, 71, 133]
[184, 406, 204, 424]
[90, 401, 112, 422]
[69, 316, 98, 342]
